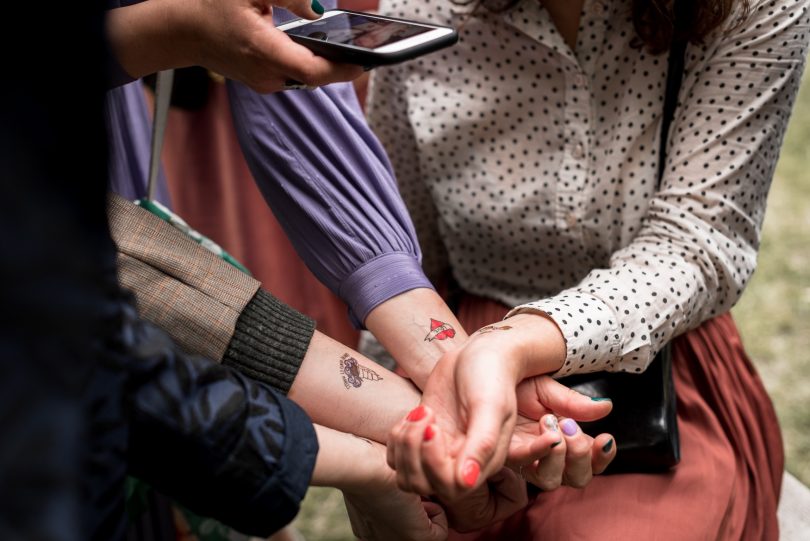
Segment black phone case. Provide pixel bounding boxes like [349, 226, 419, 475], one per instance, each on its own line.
[284, 10, 459, 67]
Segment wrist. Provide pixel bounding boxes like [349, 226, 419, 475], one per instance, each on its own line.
[365, 287, 468, 389]
[106, 0, 197, 79]
[502, 312, 566, 380]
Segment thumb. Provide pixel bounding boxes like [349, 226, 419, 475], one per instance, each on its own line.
[533, 376, 613, 422]
[271, 0, 326, 20]
[457, 401, 513, 490]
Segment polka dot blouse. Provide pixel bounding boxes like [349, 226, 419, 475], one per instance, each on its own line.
[367, 0, 810, 376]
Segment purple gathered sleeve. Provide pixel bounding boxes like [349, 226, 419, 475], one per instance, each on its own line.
[227, 78, 434, 327]
[224, 3, 433, 327]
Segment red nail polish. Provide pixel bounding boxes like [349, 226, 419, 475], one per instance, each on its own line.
[423, 425, 436, 442]
[406, 406, 426, 422]
[461, 459, 480, 487]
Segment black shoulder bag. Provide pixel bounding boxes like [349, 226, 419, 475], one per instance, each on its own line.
[556, 35, 688, 474]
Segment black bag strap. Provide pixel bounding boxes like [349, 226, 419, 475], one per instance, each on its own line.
[658, 25, 688, 187]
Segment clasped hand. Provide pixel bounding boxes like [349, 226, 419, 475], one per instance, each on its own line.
[387, 313, 616, 527]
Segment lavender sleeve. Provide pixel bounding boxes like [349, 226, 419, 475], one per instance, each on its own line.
[226, 6, 433, 327]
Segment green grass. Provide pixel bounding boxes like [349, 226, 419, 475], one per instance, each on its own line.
[293, 76, 810, 539]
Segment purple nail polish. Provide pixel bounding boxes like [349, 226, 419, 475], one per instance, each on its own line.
[561, 419, 579, 436]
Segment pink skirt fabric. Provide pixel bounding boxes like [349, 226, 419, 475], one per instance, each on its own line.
[450, 295, 784, 541]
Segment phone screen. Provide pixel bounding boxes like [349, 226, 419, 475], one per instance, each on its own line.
[286, 13, 432, 49]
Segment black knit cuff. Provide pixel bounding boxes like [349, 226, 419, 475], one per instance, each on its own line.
[222, 289, 316, 395]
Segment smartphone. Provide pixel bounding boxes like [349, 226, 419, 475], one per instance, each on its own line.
[278, 10, 458, 66]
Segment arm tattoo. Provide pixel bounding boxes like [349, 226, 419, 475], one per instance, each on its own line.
[475, 324, 513, 335]
[340, 353, 383, 389]
[424, 318, 456, 342]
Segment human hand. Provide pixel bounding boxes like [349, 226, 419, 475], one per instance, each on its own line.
[388, 407, 527, 532]
[342, 439, 448, 541]
[511, 412, 616, 490]
[387, 314, 612, 498]
[509, 375, 615, 488]
[107, 0, 363, 92]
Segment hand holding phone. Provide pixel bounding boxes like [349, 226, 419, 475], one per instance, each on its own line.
[278, 10, 458, 67]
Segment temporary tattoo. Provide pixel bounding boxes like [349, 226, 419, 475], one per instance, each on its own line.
[340, 353, 383, 389]
[424, 318, 456, 342]
[475, 324, 513, 334]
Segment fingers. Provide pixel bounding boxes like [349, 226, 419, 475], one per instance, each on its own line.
[591, 433, 616, 475]
[507, 415, 561, 467]
[456, 399, 514, 492]
[389, 405, 442, 496]
[249, 25, 364, 92]
[531, 377, 613, 422]
[558, 418, 593, 488]
[271, 0, 325, 20]
[522, 415, 566, 490]
[421, 423, 459, 501]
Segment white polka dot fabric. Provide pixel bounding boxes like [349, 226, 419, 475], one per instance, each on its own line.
[367, 0, 809, 376]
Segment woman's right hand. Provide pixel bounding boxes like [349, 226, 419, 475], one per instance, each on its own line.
[107, 0, 363, 93]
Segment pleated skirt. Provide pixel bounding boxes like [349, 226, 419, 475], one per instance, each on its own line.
[450, 295, 784, 541]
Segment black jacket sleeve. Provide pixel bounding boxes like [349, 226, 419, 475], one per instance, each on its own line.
[121, 305, 317, 537]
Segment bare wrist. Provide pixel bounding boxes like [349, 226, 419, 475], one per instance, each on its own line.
[501, 312, 566, 379]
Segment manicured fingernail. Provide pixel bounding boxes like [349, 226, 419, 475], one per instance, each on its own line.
[602, 438, 614, 453]
[423, 425, 436, 442]
[461, 459, 480, 487]
[561, 419, 579, 437]
[551, 440, 563, 448]
[544, 416, 559, 432]
[590, 397, 612, 402]
[311, 0, 325, 14]
[406, 406, 426, 422]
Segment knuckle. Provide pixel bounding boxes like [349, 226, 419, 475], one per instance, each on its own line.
[565, 472, 592, 489]
[536, 476, 562, 492]
[474, 435, 498, 460]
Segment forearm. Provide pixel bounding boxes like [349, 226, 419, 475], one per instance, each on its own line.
[364, 288, 468, 389]
[310, 425, 391, 494]
[106, 0, 195, 79]
[288, 330, 420, 443]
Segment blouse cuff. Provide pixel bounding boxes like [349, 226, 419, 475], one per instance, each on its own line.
[506, 292, 622, 377]
[339, 252, 435, 327]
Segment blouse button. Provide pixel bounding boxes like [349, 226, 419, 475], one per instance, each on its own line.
[572, 143, 585, 159]
[565, 212, 578, 227]
[591, 1, 606, 16]
[574, 73, 588, 88]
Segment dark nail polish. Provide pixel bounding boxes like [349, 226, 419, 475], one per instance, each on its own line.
[551, 440, 563, 448]
[602, 438, 614, 453]
[311, 0, 325, 14]
[590, 397, 612, 402]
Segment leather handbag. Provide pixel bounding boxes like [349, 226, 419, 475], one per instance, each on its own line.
[556, 33, 688, 474]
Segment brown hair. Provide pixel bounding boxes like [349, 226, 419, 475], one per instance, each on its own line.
[453, 0, 751, 53]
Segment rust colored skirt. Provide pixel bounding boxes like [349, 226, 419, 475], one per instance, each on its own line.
[449, 295, 784, 541]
